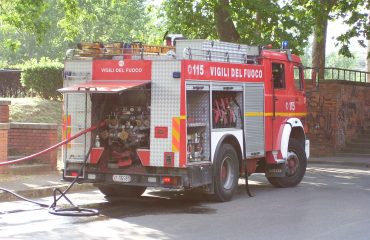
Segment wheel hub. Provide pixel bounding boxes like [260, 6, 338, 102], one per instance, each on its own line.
[220, 156, 234, 190]
[286, 152, 299, 176]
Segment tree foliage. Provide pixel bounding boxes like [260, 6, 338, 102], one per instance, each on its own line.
[0, 0, 49, 43]
[163, 0, 313, 54]
[301, 0, 368, 57]
[56, 0, 161, 43]
[164, 0, 368, 73]
[295, 0, 368, 80]
[0, 0, 368, 75]
[334, 0, 369, 58]
[0, 0, 165, 64]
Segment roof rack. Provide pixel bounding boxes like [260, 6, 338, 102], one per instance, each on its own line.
[176, 40, 261, 64]
[65, 39, 262, 64]
[66, 42, 175, 59]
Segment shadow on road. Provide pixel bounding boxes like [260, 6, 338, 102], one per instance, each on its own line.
[96, 189, 216, 219]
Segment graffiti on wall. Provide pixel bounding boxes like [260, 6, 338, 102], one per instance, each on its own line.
[306, 83, 370, 155]
[307, 95, 334, 140]
[337, 102, 358, 130]
[335, 86, 365, 148]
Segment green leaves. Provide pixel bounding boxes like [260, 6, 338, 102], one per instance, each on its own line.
[163, 0, 313, 55]
[0, 0, 165, 64]
[3, 39, 21, 52]
[0, 0, 367, 67]
[0, 0, 49, 43]
[303, 0, 368, 58]
[163, 0, 368, 59]
[162, 0, 217, 40]
[56, 0, 80, 41]
[334, 0, 368, 58]
[20, 58, 63, 100]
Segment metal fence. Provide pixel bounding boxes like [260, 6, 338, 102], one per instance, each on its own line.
[304, 67, 369, 83]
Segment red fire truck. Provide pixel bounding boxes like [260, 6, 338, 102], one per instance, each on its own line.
[59, 39, 310, 201]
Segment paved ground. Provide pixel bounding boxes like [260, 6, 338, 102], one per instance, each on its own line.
[0, 168, 94, 202]
[309, 156, 370, 168]
[1, 162, 370, 240]
[0, 156, 369, 202]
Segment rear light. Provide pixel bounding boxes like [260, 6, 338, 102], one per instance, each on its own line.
[161, 176, 179, 186]
[162, 177, 171, 184]
[64, 170, 81, 178]
[70, 171, 79, 177]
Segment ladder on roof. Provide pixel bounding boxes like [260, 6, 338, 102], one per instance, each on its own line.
[73, 42, 175, 58]
[67, 40, 261, 63]
[175, 40, 261, 64]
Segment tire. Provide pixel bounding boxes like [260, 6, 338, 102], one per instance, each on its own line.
[210, 143, 239, 202]
[267, 138, 307, 188]
[97, 184, 146, 197]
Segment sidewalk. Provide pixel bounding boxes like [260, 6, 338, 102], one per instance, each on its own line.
[0, 156, 369, 203]
[309, 156, 370, 168]
[0, 165, 94, 202]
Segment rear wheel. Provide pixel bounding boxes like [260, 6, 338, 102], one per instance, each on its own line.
[267, 138, 307, 188]
[97, 184, 146, 197]
[210, 143, 239, 202]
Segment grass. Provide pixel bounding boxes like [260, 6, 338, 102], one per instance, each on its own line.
[1, 97, 63, 169]
[0, 97, 62, 124]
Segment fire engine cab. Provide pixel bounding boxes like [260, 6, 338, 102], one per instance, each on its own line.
[59, 39, 310, 201]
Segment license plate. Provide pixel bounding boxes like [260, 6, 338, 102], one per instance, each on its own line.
[112, 174, 131, 183]
[148, 177, 157, 183]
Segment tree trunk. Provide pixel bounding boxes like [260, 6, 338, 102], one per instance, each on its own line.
[214, 0, 240, 42]
[367, 9, 370, 82]
[311, 0, 337, 81]
[367, 39, 370, 82]
[311, 15, 328, 81]
[255, 11, 262, 40]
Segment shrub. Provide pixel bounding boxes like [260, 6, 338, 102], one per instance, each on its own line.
[21, 58, 63, 100]
[0, 69, 27, 97]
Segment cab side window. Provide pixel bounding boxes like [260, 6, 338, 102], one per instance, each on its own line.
[293, 65, 303, 91]
[272, 63, 285, 89]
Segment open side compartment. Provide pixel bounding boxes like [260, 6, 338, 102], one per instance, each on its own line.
[186, 83, 211, 163]
[212, 85, 244, 130]
[59, 81, 151, 170]
[91, 86, 151, 168]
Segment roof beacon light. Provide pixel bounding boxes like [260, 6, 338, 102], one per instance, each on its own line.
[282, 41, 289, 49]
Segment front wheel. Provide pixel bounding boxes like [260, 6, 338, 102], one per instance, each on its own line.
[267, 138, 307, 188]
[210, 143, 239, 202]
[97, 184, 146, 197]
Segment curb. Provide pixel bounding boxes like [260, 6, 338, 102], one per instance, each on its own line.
[0, 183, 96, 202]
[309, 160, 370, 168]
[5, 164, 54, 175]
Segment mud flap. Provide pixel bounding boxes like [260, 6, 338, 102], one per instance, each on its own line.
[183, 165, 213, 189]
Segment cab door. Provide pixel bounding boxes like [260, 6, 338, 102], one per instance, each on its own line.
[271, 61, 306, 150]
[271, 61, 290, 150]
[292, 64, 306, 119]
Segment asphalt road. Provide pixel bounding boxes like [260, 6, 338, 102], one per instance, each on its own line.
[1, 163, 370, 240]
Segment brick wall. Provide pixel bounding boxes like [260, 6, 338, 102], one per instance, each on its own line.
[8, 123, 58, 168]
[0, 100, 10, 123]
[306, 81, 370, 156]
[0, 101, 10, 173]
[0, 127, 9, 159]
[0, 105, 9, 123]
[0, 124, 10, 173]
